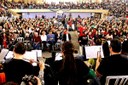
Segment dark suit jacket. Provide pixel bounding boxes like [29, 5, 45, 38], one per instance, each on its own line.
[62, 33, 71, 42]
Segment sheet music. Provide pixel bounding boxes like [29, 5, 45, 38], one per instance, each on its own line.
[107, 40, 110, 46]
[1, 49, 38, 66]
[32, 50, 42, 57]
[55, 53, 62, 61]
[85, 45, 104, 59]
[24, 51, 37, 66]
[5, 51, 14, 59]
[0, 49, 9, 61]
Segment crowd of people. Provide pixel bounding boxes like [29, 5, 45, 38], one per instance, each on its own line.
[0, 16, 70, 52]
[0, 13, 128, 51]
[0, 13, 127, 84]
[1, 0, 127, 17]
[0, 0, 128, 85]
[0, 39, 128, 85]
[0, 7, 12, 18]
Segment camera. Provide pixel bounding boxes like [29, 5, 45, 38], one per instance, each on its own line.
[21, 75, 37, 85]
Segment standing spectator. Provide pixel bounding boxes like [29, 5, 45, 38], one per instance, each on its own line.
[62, 29, 71, 42]
[78, 31, 88, 46]
[67, 18, 72, 31]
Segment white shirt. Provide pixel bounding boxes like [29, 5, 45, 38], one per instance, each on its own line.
[66, 34, 69, 41]
[40, 35, 47, 41]
[106, 34, 113, 39]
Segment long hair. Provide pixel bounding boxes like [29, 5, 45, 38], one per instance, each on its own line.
[60, 41, 77, 85]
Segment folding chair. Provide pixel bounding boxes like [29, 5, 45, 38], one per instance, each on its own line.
[17, 37, 24, 42]
[24, 40, 32, 51]
[105, 75, 128, 85]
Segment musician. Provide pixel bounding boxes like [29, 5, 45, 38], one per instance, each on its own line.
[3, 42, 41, 84]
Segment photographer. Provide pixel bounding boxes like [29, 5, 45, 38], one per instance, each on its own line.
[29, 76, 42, 85]
[21, 76, 42, 85]
[2, 76, 42, 85]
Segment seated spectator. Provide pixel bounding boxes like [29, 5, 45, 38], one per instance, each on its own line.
[47, 31, 55, 52]
[3, 42, 40, 84]
[95, 39, 128, 85]
[40, 30, 47, 51]
[24, 33, 32, 51]
[33, 32, 41, 50]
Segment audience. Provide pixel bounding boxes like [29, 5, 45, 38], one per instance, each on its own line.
[1, 0, 127, 17]
[0, 14, 127, 52]
[0, 0, 128, 85]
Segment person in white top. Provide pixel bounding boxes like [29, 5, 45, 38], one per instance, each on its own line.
[40, 31, 47, 51]
[106, 31, 113, 40]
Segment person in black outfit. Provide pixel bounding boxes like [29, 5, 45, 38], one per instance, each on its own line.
[78, 33, 88, 46]
[96, 39, 128, 85]
[121, 39, 128, 59]
[44, 41, 90, 85]
[62, 29, 71, 42]
[44, 52, 57, 85]
[3, 42, 39, 84]
[102, 41, 110, 58]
